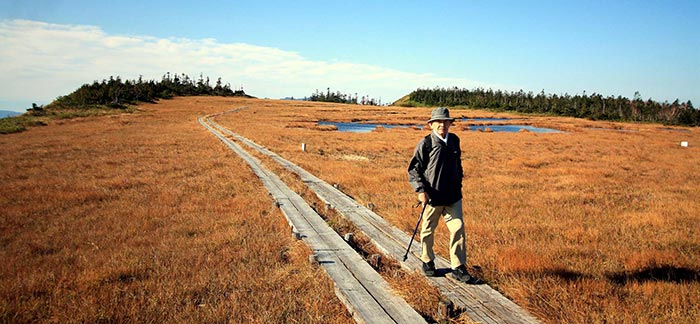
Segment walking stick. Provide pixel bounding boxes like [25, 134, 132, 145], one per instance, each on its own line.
[403, 201, 429, 262]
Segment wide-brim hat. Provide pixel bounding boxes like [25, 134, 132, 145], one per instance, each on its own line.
[428, 107, 455, 123]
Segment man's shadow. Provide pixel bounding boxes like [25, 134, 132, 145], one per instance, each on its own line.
[531, 265, 700, 284]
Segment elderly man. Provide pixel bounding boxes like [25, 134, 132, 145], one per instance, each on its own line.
[407, 107, 481, 284]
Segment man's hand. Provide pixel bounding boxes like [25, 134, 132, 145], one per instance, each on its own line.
[418, 192, 430, 205]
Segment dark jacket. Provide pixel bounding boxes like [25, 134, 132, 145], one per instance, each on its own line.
[407, 132, 463, 206]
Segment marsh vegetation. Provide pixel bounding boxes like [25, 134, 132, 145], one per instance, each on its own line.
[2, 96, 698, 323]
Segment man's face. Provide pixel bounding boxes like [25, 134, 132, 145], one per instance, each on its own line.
[429, 120, 452, 137]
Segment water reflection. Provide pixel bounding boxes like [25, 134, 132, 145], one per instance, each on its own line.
[318, 120, 562, 133]
[317, 121, 418, 133]
[468, 125, 562, 133]
[462, 117, 512, 122]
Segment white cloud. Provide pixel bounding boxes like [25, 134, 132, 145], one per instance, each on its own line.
[0, 19, 489, 111]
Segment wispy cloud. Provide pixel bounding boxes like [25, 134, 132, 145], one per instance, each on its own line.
[0, 19, 488, 109]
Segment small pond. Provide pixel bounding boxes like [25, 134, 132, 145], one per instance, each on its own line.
[467, 125, 563, 133]
[462, 117, 513, 122]
[317, 121, 418, 133]
[318, 121, 562, 133]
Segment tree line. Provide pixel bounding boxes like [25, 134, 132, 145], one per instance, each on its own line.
[306, 88, 381, 105]
[405, 87, 698, 126]
[36, 72, 249, 111]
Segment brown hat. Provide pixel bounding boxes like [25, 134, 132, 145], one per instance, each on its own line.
[428, 107, 455, 123]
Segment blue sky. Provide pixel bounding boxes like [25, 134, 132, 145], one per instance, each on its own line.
[1, 0, 698, 112]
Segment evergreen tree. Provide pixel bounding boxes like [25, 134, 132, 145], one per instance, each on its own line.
[406, 87, 698, 126]
[47, 73, 247, 110]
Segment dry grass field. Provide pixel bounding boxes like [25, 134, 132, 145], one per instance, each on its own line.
[212, 97, 700, 323]
[2, 96, 698, 323]
[0, 98, 353, 323]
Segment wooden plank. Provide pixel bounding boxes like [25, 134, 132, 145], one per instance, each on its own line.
[281, 179, 427, 324]
[214, 119, 543, 324]
[200, 116, 426, 324]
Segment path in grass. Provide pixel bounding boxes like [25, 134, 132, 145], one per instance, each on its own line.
[200, 114, 427, 324]
[202, 109, 543, 324]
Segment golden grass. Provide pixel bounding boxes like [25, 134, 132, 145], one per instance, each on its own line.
[0, 98, 353, 323]
[3, 96, 698, 323]
[213, 98, 700, 323]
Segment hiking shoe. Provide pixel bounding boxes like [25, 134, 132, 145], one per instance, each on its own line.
[422, 261, 436, 277]
[451, 265, 483, 284]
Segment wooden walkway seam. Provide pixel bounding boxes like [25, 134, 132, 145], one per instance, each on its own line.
[199, 115, 426, 324]
[206, 111, 543, 324]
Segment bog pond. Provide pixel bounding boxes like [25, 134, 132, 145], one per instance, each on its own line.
[318, 118, 562, 133]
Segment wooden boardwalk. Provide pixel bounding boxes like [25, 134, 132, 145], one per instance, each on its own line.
[204, 111, 543, 324]
[199, 115, 427, 324]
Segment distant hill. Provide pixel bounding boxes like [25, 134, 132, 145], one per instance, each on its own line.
[391, 94, 421, 107]
[0, 110, 22, 119]
[2, 73, 254, 134]
[48, 73, 253, 109]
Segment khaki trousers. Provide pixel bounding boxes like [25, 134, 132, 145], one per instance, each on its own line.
[420, 199, 466, 269]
